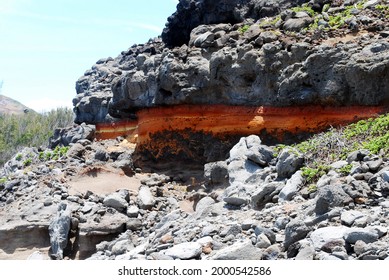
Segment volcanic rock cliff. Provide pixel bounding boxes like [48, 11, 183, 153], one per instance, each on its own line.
[73, 0, 389, 170]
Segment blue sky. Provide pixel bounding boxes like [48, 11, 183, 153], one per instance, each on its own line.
[0, 0, 178, 112]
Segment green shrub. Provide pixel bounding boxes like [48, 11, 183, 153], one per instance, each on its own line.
[0, 177, 7, 184]
[291, 5, 316, 17]
[294, 113, 389, 178]
[301, 165, 330, 185]
[23, 158, 32, 167]
[238, 24, 250, 34]
[338, 164, 353, 176]
[0, 107, 74, 166]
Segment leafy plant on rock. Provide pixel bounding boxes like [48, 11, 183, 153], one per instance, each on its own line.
[238, 24, 250, 34]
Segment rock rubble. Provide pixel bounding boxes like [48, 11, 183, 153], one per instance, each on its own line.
[2, 131, 389, 260]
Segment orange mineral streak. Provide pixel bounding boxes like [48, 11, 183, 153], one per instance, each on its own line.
[95, 120, 138, 142]
[96, 105, 385, 143]
[136, 105, 385, 143]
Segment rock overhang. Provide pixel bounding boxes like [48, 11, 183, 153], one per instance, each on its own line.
[73, 0, 389, 169]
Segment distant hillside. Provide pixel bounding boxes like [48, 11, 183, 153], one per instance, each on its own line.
[0, 94, 33, 115]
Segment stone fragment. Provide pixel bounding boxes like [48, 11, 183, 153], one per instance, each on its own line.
[279, 171, 304, 201]
[347, 149, 370, 163]
[251, 182, 284, 209]
[126, 205, 139, 218]
[295, 240, 315, 260]
[164, 242, 202, 260]
[256, 233, 271, 249]
[193, 31, 215, 48]
[201, 225, 219, 237]
[94, 149, 109, 161]
[209, 240, 263, 260]
[137, 186, 155, 210]
[220, 224, 241, 238]
[341, 210, 365, 226]
[344, 228, 379, 244]
[223, 184, 252, 206]
[284, 219, 312, 250]
[48, 203, 71, 260]
[276, 148, 304, 179]
[309, 226, 349, 250]
[103, 193, 128, 212]
[283, 16, 313, 31]
[126, 218, 143, 231]
[204, 161, 229, 185]
[314, 185, 353, 215]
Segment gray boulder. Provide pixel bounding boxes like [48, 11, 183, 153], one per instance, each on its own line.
[223, 184, 253, 206]
[163, 242, 202, 260]
[126, 218, 143, 231]
[137, 186, 155, 210]
[344, 228, 379, 244]
[314, 185, 353, 215]
[204, 161, 229, 186]
[250, 181, 284, 209]
[49, 123, 95, 149]
[276, 148, 304, 179]
[278, 171, 304, 201]
[48, 203, 71, 260]
[209, 239, 263, 260]
[283, 15, 313, 31]
[195, 197, 215, 213]
[103, 193, 128, 212]
[295, 240, 315, 260]
[309, 226, 349, 250]
[284, 219, 312, 250]
[341, 210, 365, 227]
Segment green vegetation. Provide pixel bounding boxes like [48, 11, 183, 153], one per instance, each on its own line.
[0, 108, 74, 166]
[39, 146, 69, 162]
[301, 165, 330, 185]
[375, 4, 389, 18]
[294, 113, 389, 186]
[238, 24, 250, 34]
[338, 163, 353, 176]
[0, 177, 6, 184]
[23, 158, 32, 167]
[291, 5, 316, 17]
[343, 114, 389, 155]
[259, 15, 282, 28]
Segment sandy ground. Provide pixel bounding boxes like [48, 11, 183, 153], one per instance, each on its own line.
[68, 169, 142, 196]
[0, 248, 50, 260]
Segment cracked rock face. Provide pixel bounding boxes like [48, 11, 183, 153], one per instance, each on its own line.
[73, 0, 389, 126]
[72, 0, 389, 167]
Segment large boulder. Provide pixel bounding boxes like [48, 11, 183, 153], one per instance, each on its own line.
[49, 123, 95, 149]
[48, 203, 71, 260]
[276, 148, 304, 179]
[314, 184, 353, 215]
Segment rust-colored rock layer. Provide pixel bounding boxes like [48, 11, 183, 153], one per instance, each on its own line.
[96, 120, 138, 141]
[96, 105, 385, 168]
[136, 105, 384, 142]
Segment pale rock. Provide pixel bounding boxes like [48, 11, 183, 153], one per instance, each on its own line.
[137, 186, 155, 210]
[164, 242, 202, 260]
